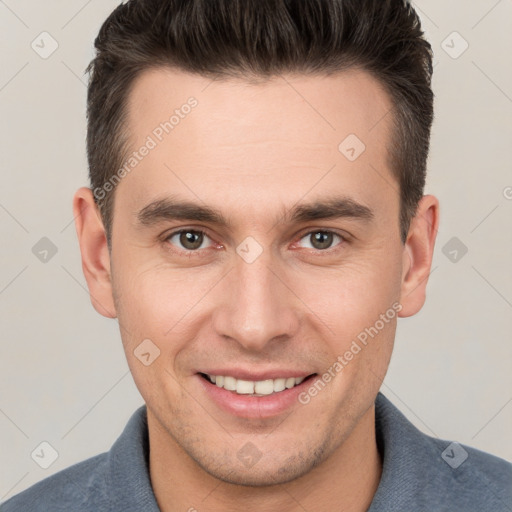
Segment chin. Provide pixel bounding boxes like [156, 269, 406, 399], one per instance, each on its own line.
[204, 463, 309, 488]
[193, 444, 328, 488]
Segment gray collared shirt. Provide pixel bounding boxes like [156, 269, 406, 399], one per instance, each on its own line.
[2, 392, 511, 511]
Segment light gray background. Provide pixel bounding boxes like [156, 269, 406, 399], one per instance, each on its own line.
[1, 0, 511, 501]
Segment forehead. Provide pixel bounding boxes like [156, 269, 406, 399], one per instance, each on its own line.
[118, 66, 397, 221]
[126, 66, 392, 146]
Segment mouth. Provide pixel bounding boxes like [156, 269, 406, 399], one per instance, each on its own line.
[198, 372, 317, 397]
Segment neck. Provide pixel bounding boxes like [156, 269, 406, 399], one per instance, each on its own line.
[148, 405, 381, 512]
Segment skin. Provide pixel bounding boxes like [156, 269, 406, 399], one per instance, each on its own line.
[73, 67, 439, 512]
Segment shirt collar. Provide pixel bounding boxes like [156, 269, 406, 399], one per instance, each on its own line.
[107, 404, 160, 511]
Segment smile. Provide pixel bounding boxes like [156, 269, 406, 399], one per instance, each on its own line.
[196, 371, 318, 418]
[200, 373, 311, 396]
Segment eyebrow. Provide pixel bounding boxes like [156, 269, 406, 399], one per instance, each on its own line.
[135, 195, 374, 229]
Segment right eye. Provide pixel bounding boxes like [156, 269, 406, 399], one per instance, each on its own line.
[164, 229, 215, 253]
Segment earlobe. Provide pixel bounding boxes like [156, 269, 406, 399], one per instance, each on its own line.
[398, 195, 440, 318]
[73, 187, 117, 319]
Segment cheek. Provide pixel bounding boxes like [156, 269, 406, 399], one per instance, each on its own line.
[115, 259, 202, 334]
[296, 255, 401, 328]
[112, 259, 221, 387]
[292, 255, 402, 386]
[112, 264, 193, 405]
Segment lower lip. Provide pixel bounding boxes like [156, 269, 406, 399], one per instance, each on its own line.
[197, 374, 315, 419]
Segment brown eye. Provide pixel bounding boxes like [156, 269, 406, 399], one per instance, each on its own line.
[167, 230, 211, 251]
[297, 231, 344, 251]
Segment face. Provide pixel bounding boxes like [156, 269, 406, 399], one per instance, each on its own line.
[76, 67, 436, 487]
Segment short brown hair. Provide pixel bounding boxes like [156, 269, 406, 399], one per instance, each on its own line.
[86, 0, 434, 247]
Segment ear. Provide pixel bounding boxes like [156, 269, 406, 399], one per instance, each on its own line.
[72, 187, 117, 318]
[398, 194, 440, 317]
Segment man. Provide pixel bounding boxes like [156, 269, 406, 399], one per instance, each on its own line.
[2, 0, 511, 511]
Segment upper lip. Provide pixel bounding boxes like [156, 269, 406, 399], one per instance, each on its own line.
[197, 369, 316, 381]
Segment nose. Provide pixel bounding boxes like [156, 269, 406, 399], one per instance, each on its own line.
[212, 248, 300, 352]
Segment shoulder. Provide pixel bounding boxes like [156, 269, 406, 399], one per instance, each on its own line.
[0, 452, 111, 511]
[419, 433, 512, 511]
[1, 405, 155, 512]
[372, 393, 512, 512]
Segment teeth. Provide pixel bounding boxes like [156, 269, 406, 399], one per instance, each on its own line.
[273, 378, 286, 392]
[236, 379, 254, 394]
[223, 376, 236, 391]
[254, 379, 274, 395]
[206, 374, 307, 395]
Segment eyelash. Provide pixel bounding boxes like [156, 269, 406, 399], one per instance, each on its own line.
[162, 228, 348, 257]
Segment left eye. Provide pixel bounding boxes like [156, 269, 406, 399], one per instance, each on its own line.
[297, 231, 344, 251]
